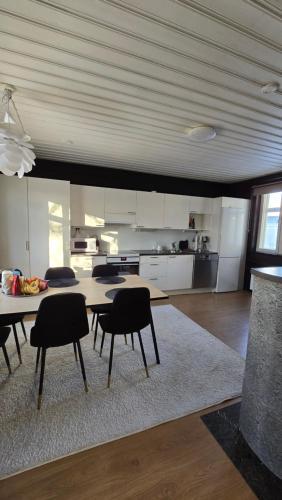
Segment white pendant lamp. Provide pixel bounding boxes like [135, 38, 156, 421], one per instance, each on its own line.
[0, 84, 36, 178]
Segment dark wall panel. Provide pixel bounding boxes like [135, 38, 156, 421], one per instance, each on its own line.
[29, 159, 236, 198]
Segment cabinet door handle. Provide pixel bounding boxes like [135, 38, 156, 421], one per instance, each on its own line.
[149, 278, 157, 281]
[128, 211, 136, 214]
[137, 225, 144, 227]
[150, 264, 159, 266]
[163, 226, 171, 229]
[26, 241, 30, 251]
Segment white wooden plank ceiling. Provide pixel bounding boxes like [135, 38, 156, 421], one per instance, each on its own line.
[0, 0, 281, 182]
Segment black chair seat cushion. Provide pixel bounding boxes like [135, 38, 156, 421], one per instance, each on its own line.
[0, 314, 24, 328]
[0, 326, 11, 346]
[90, 303, 112, 314]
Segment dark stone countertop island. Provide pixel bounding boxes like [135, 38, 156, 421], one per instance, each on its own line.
[240, 267, 282, 479]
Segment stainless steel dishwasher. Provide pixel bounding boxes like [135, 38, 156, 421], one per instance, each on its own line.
[193, 253, 219, 288]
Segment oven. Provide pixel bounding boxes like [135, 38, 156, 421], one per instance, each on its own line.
[106, 254, 140, 275]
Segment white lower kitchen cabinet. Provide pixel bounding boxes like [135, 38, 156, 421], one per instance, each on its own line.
[0, 176, 30, 276]
[139, 254, 194, 291]
[139, 255, 167, 288]
[165, 255, 194, 290]
[71, 254, 106, 278]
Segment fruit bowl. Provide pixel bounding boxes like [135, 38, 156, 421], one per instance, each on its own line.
[19, 277, 49, 296]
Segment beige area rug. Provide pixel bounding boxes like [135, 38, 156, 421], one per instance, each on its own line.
[0, 305, 245, 478]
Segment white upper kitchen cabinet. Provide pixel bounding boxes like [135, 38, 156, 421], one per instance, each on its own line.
[165, 255, 194, 290]
[0, 176, 30, 276]
[221, 197, 248, 209]
[28, 178, 70, 277]
[70, 184, 105, 227]
[105, 188, 136, 224]
[188, 196, 212, 214]
[135, 191, 164, 228]
[163, 194, 188, 229]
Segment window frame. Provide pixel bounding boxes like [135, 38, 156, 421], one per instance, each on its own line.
[256, 192, 282, 255]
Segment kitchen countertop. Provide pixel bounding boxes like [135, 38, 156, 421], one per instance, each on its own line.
[71, 250, 218, 257]
[71, 252, 107, 256]
[251, 266, 282, 284]
[137, 249, 218, 256]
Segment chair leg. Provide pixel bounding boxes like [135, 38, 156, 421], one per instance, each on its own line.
[35, 347, 41, 373]
[38, 348, 46, 410]
[20, 320, 27, 341]
[99, 330, 106, 357]
[2, 345, 12, 374]
[93, 313, 99, 350]
[137, 331, 149, 378]
[12, 324, 22, 364]
[131, 333, 134, 351]
[76, 340, 88, 393]
[124, 334, 127, 345]
[91, 312, 96, 331]
[108, 335, 115, 388]
[150, 314, 160, 365]
[73, 342, 78, 362]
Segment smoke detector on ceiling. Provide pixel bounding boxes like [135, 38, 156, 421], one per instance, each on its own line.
[185, 126, 216, 142]
[261, 82, 280, 94]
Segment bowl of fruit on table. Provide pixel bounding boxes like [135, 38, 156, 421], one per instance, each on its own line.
[20, 277, 48, 296]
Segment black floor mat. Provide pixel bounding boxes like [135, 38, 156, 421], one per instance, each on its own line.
[201, 403, 282, 500]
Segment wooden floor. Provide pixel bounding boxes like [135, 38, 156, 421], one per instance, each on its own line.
[0, 291, 255, 500]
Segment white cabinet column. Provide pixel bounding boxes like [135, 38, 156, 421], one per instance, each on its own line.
[28, 178, 70, 277]
[0, 176, 30, 276]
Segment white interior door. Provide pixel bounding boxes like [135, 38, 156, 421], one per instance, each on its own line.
[0, 176, 30, 276]
[28, 178, 70, 277]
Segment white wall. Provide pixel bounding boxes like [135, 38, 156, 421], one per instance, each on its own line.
[71, 225, 210, 253]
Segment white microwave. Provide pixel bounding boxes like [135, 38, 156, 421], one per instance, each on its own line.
[71, 238, 97, 253]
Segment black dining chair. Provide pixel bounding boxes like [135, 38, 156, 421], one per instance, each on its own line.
[44, 266, 79, 360]
[98, 287, 159, 388]
[0, 326, 12, 374]
[0, 314, 26, 364]
[30, 293, 89, 410]
[44, 267, 75, 280]
[91, 264, 118, 350]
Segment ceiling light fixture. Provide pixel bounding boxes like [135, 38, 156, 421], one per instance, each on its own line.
[185, 126, 217, 142]
[0, 84, 36, 178]
[261, 82, 280, 95]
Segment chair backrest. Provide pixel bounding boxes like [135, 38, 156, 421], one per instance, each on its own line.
[92, 264, 118, 277]
[109, 287, 151, 334]
[45, 267, 75, 280]
[30, 293, 89, 348]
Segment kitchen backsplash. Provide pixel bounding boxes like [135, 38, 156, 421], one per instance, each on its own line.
[71, 225, 210, 253]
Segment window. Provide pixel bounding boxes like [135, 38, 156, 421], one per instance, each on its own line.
[257, 192, 282, 253]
